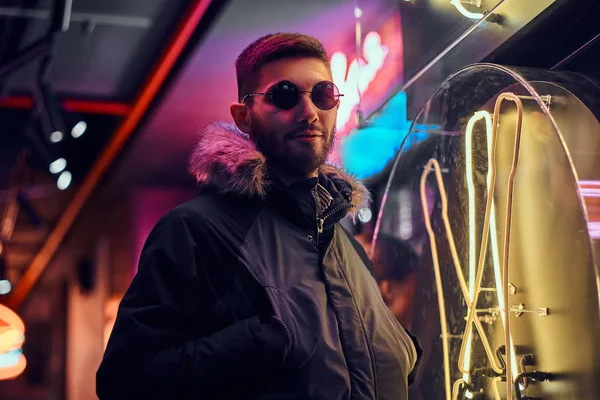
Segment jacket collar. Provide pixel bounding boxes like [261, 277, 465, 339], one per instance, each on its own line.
[188, 121, 370, 219]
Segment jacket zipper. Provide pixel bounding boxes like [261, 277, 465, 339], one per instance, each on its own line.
[314, 200, 364, 398]
[317, 203, 353, 235]
[312, 187, 353, 243]
[311, 190, 322, 243]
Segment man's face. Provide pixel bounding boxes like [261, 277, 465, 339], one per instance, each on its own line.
[247, 57, 338, 176]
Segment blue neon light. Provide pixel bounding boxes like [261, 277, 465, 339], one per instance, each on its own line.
[340, 91, 437, 179]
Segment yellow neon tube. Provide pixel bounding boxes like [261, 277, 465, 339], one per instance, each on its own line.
[421, 93, 524, 399]
[450, 0, 484, 19]
[461, 110, 521, 397]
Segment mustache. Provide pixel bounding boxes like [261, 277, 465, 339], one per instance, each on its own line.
[286, 124, 326, 139]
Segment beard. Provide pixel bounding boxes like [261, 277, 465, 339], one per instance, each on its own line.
[250, 117, 336, 176]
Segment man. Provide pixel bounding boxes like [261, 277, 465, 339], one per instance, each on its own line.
[355, 232, 418, 329]
[97, 33, 421, 400]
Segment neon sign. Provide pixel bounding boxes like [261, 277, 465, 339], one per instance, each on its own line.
[331, 31, 389, 132]
[0, 304, 26, 380]
[450, 0, 484, 19]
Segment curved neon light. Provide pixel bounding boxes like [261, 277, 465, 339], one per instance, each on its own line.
[0, 304, 26, 380]
[463, 110, 519, 397]
[450, 0, 484, 19]
[420, 94, 525, 399]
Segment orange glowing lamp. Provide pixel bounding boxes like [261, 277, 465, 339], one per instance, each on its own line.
[0, 304, 26, 380]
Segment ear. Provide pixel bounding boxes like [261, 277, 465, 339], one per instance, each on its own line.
[378, 279, 394, 303]
[230, 102, 252, 134]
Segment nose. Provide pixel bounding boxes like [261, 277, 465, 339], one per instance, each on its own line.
[295, 92, 319, 125]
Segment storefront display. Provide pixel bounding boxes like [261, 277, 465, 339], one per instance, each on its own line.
[374, 64, 600, 399]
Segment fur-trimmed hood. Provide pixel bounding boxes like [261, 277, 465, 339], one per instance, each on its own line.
[188, 121, 370, 217]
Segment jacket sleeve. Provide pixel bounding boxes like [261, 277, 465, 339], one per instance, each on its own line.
[96, 210, 291, 399]
[405, 328, 423, 386]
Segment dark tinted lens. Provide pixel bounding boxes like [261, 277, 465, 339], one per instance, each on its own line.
[269, 81, 299, 110]
[312, 81, 339, 110]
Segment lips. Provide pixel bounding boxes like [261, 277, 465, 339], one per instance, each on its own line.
[290, 129, 322, 139]
[293, 134, 321, 138]
[290, 135, 322, 144]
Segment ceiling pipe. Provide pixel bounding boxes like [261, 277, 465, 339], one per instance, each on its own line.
[4, 0, 215, 310]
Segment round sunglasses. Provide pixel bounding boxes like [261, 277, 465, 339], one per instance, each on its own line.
[242, 80, 343, 111]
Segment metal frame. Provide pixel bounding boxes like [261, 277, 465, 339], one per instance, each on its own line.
[4, 0, 217, 310]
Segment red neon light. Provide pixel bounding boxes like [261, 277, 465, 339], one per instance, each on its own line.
[62, 100, 131, 116]
[0, 304, 26, 380]
[331, 31, 389, 132]
[0, 96, 131, 116]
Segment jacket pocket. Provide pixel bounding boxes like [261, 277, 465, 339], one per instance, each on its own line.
[263, 286, 319, 370]
[213, 270, 275, 325]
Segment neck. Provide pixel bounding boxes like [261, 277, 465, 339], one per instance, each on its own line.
[268, 160, 318, 186]
[279, 170, 318, 186]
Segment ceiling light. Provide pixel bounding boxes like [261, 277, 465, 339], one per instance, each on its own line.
[57, 171, 72, 190]
[50, 130, 64, 143]
[49, 157, 67, 174]
[71, 121, 87, 138]
[0, 248, 9, 295]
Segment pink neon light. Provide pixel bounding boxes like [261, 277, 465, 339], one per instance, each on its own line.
[331, 31, 389, 132]
[579, 188, 600, 198]
[578, 181, 600, 239]
[588, 222, 600, 239]
[577, 180, 600, 187]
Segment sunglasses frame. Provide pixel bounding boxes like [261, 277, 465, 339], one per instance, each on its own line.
[242, 80, 344, 111]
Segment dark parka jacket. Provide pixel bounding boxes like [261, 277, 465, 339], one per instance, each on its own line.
[97, 122, 421, 399]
